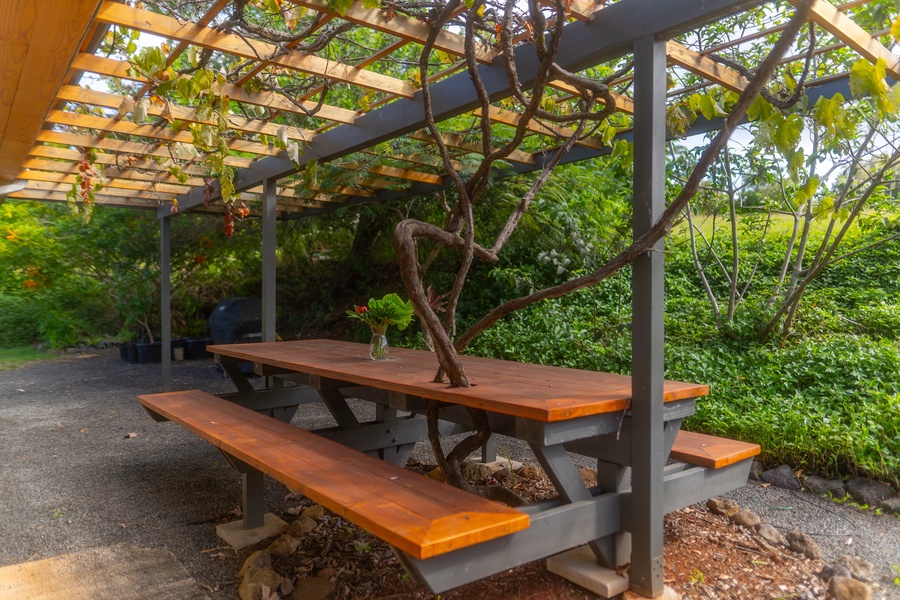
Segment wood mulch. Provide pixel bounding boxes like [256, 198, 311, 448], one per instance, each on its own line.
[251, 462, 826, 599]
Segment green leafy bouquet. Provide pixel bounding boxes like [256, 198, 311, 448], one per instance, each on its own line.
[347, 293, 414, 333]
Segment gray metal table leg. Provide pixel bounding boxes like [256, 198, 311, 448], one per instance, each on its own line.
[529, 442, 609, 565]
[220, 453, 265, 529]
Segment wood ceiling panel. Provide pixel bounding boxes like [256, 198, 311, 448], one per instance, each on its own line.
[0, 0, 101, 182]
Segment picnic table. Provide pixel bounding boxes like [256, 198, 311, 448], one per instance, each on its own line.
[139, 339, 758, 597]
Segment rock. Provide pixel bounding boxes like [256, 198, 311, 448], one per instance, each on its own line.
[238, 567, 282, 600]
[754, 522, 786, 546]
[291, 576, 335, 600]
[493, 468, 513, 483]
[748, 460, 763, 480]
[760, 464, 800, 490]
[517, 465, 543, 480]
[463, 462, 493, 480]
[239, 550, 271, 579]
[786, 530, 821, 560]
[820, 563, 854, 584]
[729, 509, 760, 529]
[707, 497, 740, 517]
[426, 467, 446, 482]
[804, 475, 846, 498]
[878, 496, 900, 515]
[288, 516, 317, 538]
[828, 576, 872, 600]
[846, 477, 893, 507]
[818, 563, 852, 583]
[301, 504, 326, 520]
[267, 533, 301, 556]
[838, 555, 874, 582]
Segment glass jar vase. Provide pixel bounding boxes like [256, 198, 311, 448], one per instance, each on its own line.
[369, 326, 389, 360]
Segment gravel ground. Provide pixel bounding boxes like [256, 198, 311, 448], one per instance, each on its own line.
[1, 351, 898, 598]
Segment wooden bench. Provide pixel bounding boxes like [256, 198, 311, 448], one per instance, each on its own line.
[137, 390, 529, 560]
[670, 430, 760, 469]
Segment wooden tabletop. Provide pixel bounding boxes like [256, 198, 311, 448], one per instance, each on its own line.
[209, 339, 709, 423]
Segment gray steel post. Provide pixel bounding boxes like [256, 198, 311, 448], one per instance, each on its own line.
[243, 469, 265, 529]
[630, 35, 667, 597]
[262, 177, 277, 343]
[160, 216, 172, 392]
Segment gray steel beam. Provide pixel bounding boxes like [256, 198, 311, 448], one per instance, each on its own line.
[630, 35, 667, 597]
[162, 0, 765, 218]
[160, 216, 172, 392]
[396, 456, 755, 595]
[396, 492, 622, 594]
[262, 177, 277, 343]
[287, 73, 858, 221]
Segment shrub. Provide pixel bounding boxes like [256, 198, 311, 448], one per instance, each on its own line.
[0, 295, 41, 346]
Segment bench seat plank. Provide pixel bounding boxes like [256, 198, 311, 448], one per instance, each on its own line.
[138, 390, 529, 560]
[671, 430, 760, 469]
[209, 339, 709, 422]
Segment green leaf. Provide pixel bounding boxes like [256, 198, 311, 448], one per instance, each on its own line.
[325, 0, 354, 16]
[434, 50, 455, 65]
[666, 103, 690, 138]
[542, 96, 556, 113]
[813, 195, 835, 220]
[304, 158, 318, 186]
[747, 95, 774, 122]
[850, 58, 891, 115]
[696, 93, 724, 121]
[357, 90, 374, 112]
[771, 114, 803, 155]
[219, 166, 235, 202]
[813, 93, 844, 133]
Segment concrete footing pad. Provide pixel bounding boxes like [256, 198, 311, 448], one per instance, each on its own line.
[547, 545, 629, 598]
[469, 457, 523, 472]
[216, 513, 287, 549]
[0, 545, 208, 599]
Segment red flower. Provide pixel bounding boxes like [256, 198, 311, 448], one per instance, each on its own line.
[355, 305, 369, 315]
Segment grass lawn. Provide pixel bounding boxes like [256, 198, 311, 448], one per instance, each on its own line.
[0, 346, 52, 371]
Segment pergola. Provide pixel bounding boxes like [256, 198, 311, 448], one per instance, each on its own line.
[2, 0, 897, 595]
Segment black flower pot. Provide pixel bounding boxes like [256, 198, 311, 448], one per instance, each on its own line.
[184, 337, 213, 360]
[136, 341, 162, 364]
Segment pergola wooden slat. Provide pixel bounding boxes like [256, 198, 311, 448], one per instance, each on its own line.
[2, 0, 893, 213]
[94, 1, 418, 98]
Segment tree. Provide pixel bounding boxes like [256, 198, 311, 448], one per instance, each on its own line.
[672, 58, 900, 341]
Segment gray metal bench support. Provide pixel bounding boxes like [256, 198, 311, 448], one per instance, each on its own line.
[219, 453, 265, 530]
[395, 457, 755, 594]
